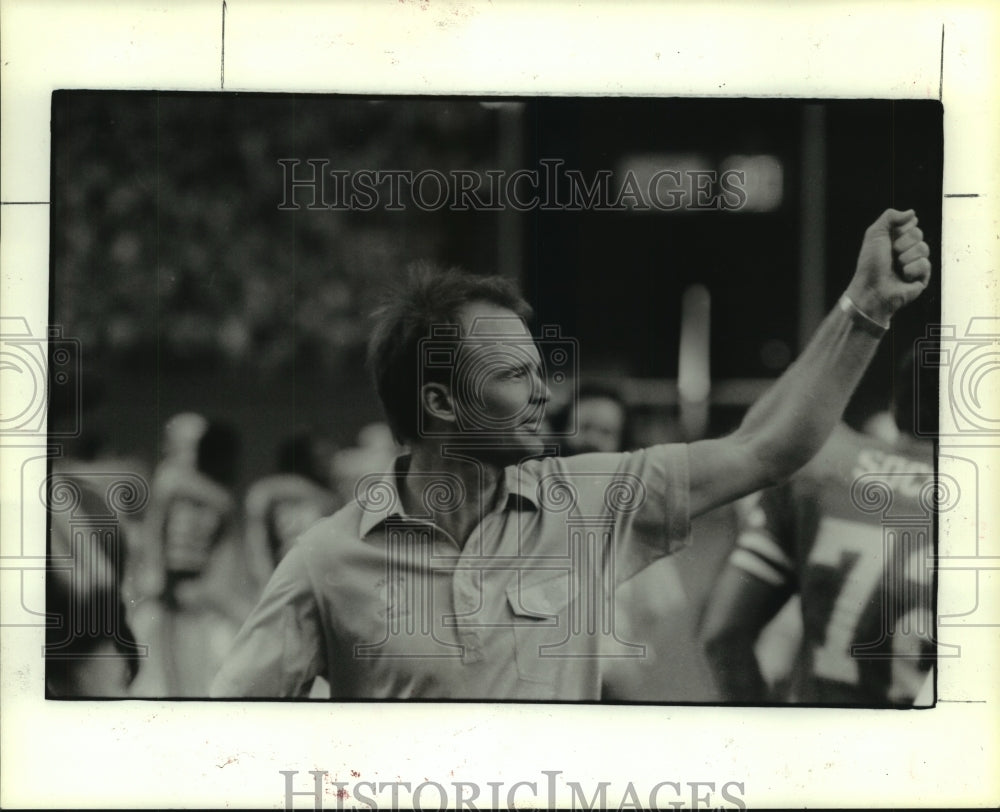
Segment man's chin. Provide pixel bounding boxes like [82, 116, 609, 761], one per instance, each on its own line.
[446, 434, 548, 466]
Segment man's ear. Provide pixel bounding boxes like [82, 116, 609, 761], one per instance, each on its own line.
[421, 382, 457, 427]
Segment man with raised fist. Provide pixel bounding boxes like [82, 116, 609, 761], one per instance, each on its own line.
[700, 349, 938, 706]
[211, 209, 931, 701]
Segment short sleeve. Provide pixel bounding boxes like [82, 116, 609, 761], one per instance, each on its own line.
[540, 444, 691, 582]
[209, 546, 324, 698]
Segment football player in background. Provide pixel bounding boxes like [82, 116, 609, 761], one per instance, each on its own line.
[212, 209, 932, 700]
[552, 382, 718, 701]
[131, 417, 252, 696]
[245, 431, 340, 589]
[700, 352, 937, 706]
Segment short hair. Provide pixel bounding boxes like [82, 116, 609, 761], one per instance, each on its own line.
[366, 262, 533, 444]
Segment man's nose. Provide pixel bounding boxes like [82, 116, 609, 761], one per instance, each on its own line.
[536, 376, 553, 404]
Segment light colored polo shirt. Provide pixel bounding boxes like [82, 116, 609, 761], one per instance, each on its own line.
[210, 444, 690, 700]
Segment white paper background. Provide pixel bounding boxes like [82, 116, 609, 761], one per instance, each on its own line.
[1, 1, 998, 808]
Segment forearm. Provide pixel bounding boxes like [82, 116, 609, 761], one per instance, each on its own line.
[688, 210, 930, 516]
[703, 635, 769, 702]
[734, 295, 885, 485]
[700, 565, 784, 702]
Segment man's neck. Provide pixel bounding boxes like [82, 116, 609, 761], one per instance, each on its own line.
[403, 444, 504, 549]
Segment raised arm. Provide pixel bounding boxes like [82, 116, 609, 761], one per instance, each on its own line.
[688, 208, 931, 517]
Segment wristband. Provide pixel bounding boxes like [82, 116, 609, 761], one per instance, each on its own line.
[838, 293, 890, 334]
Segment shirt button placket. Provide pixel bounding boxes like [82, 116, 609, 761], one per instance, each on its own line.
[453, 520, 488, 665]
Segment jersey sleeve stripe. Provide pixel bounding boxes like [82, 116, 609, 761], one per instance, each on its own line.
[730, 548, 790, 587]
[737, 529, 794, 571]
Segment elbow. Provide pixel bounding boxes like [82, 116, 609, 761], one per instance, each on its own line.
[722, 430, 803, 497]
[733, 402, 835, 489]
[741, 431, 814, 491]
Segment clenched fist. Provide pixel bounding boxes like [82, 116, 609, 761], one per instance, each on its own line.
[845, 208, 932, 328]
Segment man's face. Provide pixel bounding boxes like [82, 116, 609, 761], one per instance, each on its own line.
[568, 396, 626, 454]
[444, 300, 551, 460]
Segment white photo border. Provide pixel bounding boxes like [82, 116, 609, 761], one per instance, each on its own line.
[1, 1, 998, 808]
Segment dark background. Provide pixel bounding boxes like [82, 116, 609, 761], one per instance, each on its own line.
[49, 93, 942, 488]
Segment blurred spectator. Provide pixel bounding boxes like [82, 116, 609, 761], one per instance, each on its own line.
[135, 412, 211, 597]
[700, 355, 936, 705]
[53, 95, 502, 371]
[130, 417, 252, 696]
[329, 422, 400, 505]
[46, 465, 144, 697]
[160, 412, 207, 470]
[549, 381, 631, 455]
[245, 431, 341, 589]
[553, 380, 718, 701]
[45, 370, 145, 696]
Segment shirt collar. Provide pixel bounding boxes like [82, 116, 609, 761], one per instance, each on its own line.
[357, 454, 540, 538]
[500, 461, 541, 511]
